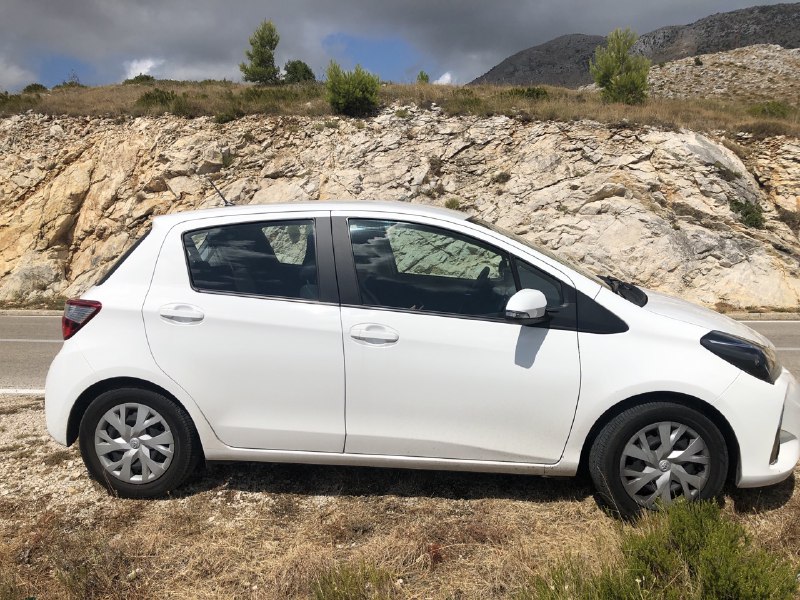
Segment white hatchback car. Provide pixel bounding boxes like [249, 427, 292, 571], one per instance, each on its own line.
[45, 201, 800, 515]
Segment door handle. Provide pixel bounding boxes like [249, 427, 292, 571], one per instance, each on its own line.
[159, 304, 204, 324]
[349, 324, 399, 345]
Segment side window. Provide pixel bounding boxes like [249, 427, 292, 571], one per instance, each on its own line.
[514, 258, 563, 307]
[183, 219, 318, 300]
[349, 219, 515, 318]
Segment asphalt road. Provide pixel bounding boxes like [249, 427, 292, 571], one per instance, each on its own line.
[1, 314, 800, 392]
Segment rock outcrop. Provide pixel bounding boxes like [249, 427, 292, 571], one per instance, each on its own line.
[1, 108, 799, 309]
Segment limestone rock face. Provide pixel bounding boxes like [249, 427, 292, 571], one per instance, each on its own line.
[0, 110, 798, 309]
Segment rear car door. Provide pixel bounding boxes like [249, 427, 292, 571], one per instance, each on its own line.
[333, 212, 581, 464]
[142, 212, 346, 452]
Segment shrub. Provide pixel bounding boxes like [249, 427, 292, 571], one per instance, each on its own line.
[22, 83, 47, 94]
[136, 88, 176, 109]
[0, 91, 39, 113]
[124, 74, 156, 85]
[694, 56, 704, 66]
[325, 61, 380, 117]
[284, 59, 315, 84]
[748, 100, 791, 119]
[52, 69, 85, 90]
[589, 28, 651, 105]
[730, 198, 765, 228]
[491, 171, 511, 184]
[240, 20, 280, 84]
[444, 198, 461, 210]
[505, 86, 549, 101]
[416, 70, 430, 84]
[523, 501, 797, 600]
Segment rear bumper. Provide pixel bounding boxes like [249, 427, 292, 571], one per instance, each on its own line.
[734, 368, 800, 488]
[44, 345, 95, 446]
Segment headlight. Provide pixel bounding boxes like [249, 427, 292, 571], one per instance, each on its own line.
[700, 330, 781, 384]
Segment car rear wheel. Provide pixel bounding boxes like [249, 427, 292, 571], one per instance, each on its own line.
[589, 401, 728, 517]
[79, 388, 201, 498]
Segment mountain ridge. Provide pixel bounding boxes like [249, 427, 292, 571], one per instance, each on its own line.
[470, 2, 800, 87]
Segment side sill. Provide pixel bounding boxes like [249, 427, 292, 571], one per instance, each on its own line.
[204, 447, 561, 476]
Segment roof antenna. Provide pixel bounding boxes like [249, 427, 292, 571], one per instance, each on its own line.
[207, 178, 234, 206]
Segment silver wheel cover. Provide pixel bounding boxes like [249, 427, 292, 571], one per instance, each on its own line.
[94, 403, 174, 484]
[619, 421, 710, 508]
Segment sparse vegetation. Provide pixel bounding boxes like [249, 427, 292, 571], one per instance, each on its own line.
[505, 86, 549, 101]
[312, 562, 395, 600]
[326, 61, 380, 117]
[444, 198, 461, 210]
[523, 501, 798, 600]
[491, 171, 512, 184]
[394, 108, 409, 118]
[749, 100, 793, 119]
[590, 28, 651, 105]
[135, 87, 176, 109]
[52, 70, 85, 90]
[694, 56, 704, 66]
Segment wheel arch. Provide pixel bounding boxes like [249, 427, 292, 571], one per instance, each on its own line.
[577, 391, 740, 481]
[66, 376, 200, 449]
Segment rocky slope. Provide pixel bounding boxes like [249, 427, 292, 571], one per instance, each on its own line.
[472, 2, 800, 87]
[1, 109, 799, 309]
[648, 44, 800, 103]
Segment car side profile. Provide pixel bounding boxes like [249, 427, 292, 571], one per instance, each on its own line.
[45, 201, 800, 516]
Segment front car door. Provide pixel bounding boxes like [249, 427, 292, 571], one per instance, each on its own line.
[143, 211, 346, 452]
[333, 211, 581, 464]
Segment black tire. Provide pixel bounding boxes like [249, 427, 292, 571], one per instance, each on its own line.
[79, 387, 202, 498]
[588, 401, 728, 518]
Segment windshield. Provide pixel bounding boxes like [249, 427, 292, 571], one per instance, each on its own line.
[468, 217, 610, 290]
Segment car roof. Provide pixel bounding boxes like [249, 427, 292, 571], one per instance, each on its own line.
[152, 200, 468, 228]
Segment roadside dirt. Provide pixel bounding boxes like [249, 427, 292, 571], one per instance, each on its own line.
[0, 395, 797, 598]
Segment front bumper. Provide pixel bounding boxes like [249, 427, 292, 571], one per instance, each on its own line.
[728, 368, 800, 488]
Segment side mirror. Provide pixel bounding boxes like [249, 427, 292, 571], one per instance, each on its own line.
[505, 289, 548, 325]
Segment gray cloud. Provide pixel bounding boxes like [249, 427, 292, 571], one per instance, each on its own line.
[0, 0, 791, 89]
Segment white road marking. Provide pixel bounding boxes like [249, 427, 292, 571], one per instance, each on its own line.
[740, 320, 800, 324]
[0, 389, 45, 395]
[776, 347, 800, 351]
[0, 339, 62, 343]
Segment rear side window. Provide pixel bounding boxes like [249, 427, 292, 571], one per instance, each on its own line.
[182, 220, 318, 300]
[97, 229, 150, 285]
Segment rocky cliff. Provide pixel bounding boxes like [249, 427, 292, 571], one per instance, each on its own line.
[1, 108, 799, 309]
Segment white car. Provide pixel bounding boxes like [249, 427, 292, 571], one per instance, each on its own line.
[45, 201, 800, 515]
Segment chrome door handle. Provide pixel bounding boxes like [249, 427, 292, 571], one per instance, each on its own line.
[159, 304, 204, 324]
[350, 324, 399, 345]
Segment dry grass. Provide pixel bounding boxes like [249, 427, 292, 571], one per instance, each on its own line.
[3, 81, 799, 137]
[0, 395, 797, 599]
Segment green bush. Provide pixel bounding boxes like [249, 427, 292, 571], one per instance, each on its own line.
[124, 74, 156, 85]
[283, 59, 315, 84]
[522, 501, 797, 600]
[589, 28, 651, 105]
[748, 100, 792, 119]
[136, 88, 177, 109]
[22, 83, 47, 94]
[505, 86, 549, 101]
[0, 91, 39, 113]
[325, 61, 380, 117]
[730, 198, 765, 228]
[694, 56, 704, 66]
[416, 70, 430, 84]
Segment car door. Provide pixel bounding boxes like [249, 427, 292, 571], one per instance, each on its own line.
[142, 212, 346, 452]
[333, 212, 581, 464]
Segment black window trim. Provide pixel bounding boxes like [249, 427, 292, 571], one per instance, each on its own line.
[331, 215, 628, 334]
[181, 216, 339, 305]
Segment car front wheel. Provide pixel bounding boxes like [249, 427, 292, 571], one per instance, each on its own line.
[79, 388, 201, 498]
[589, 401, 729, 517]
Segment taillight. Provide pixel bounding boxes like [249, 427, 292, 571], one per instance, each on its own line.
[62, 299, 102, 340]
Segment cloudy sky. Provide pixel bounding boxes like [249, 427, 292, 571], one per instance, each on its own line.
[0, 0, 789, 91]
